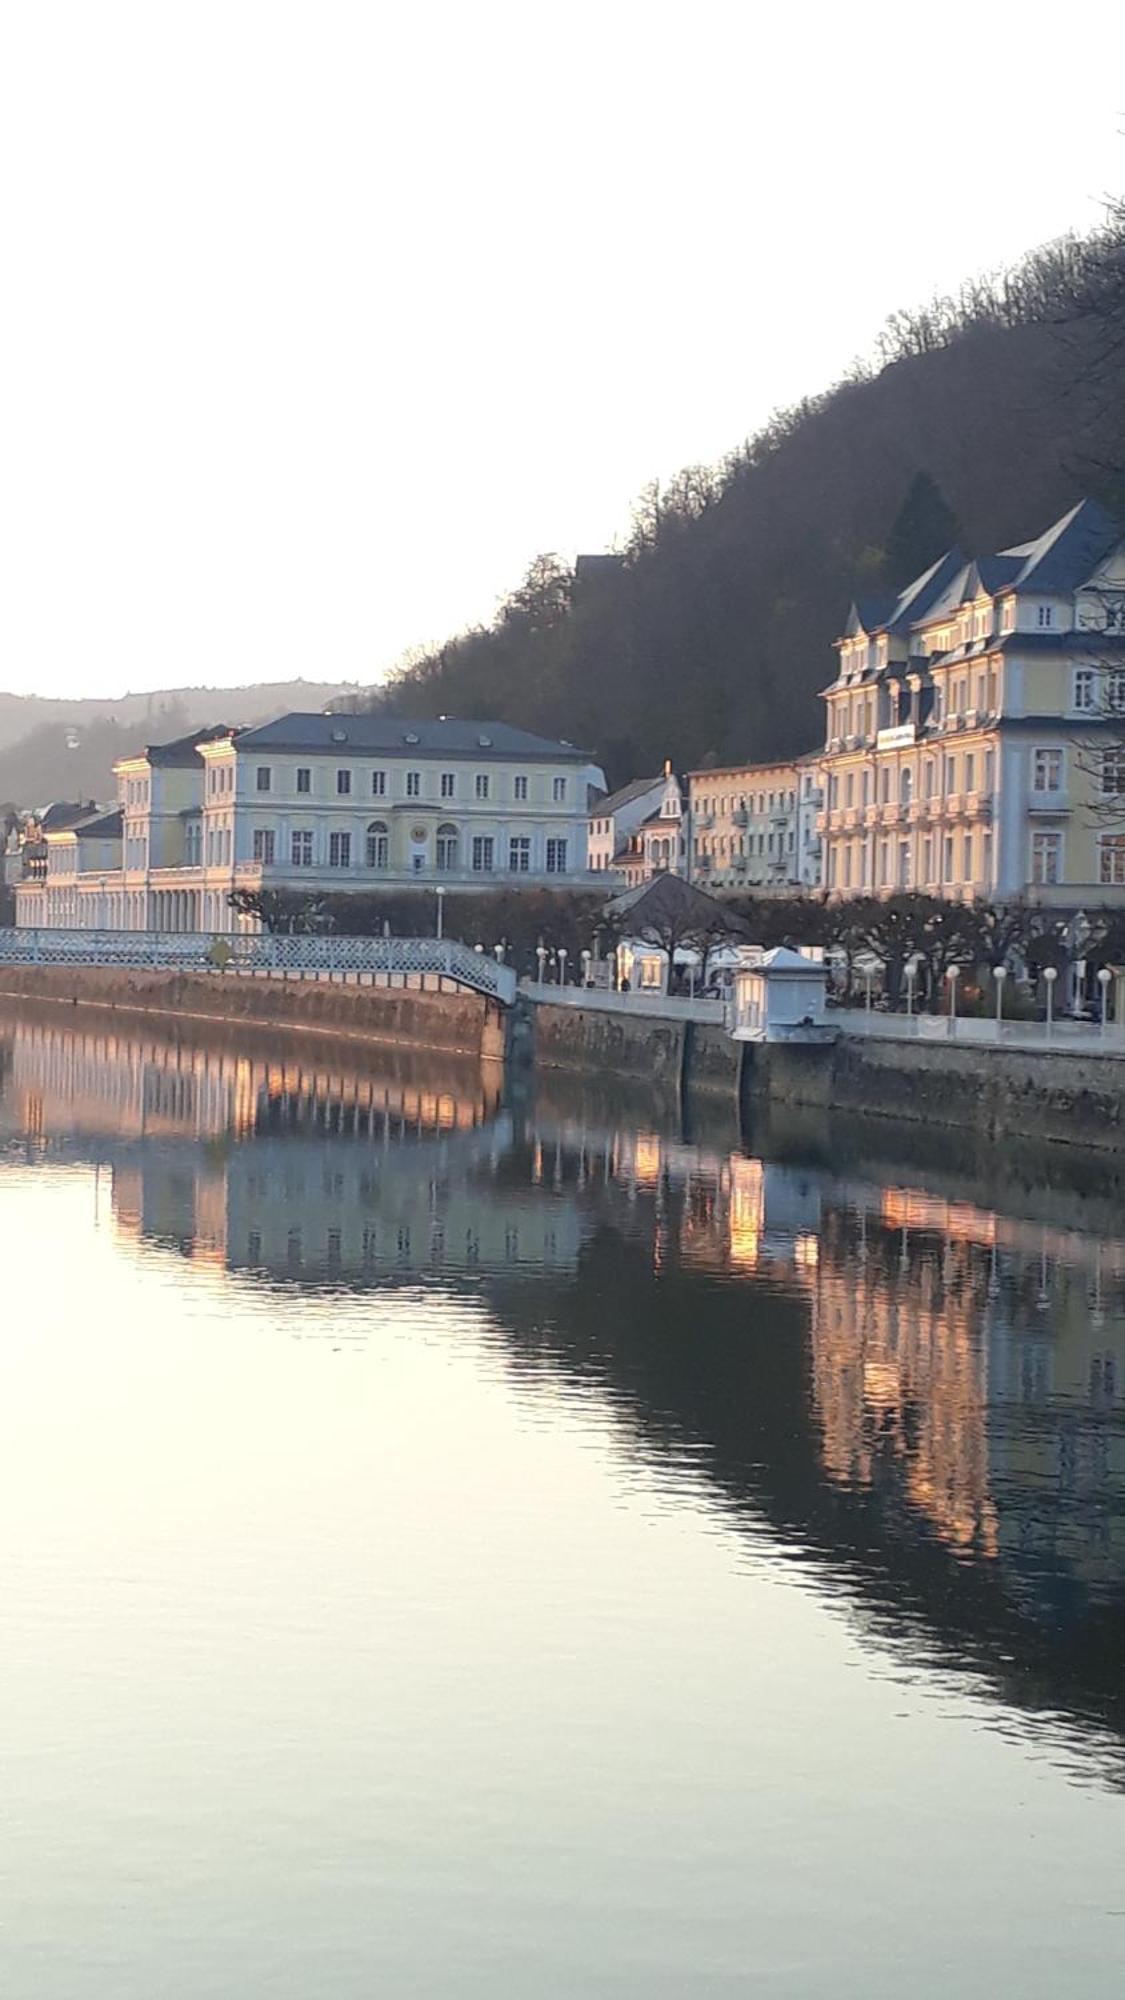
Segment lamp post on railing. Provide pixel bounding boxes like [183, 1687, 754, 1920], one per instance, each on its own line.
[864, 966, 874, 1016]
[947, 963, 960, 1035]
[1099, 965, 1112, 1035]
[905, 961, 917, 1020]
[558, 946, 568, 987]
[434, 886, 445, 940]
[993, 964, 1007, 1038]
[580, 948, 591, 989]
[1044, 964, 1057, 1038]
[536, 942, 547, 985]
[493, 942, 505, 964]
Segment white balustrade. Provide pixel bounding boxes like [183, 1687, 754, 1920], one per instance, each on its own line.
[0, 928, 517, 1004]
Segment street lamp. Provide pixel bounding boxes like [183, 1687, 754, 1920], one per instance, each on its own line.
[580, 947, 591, 988]
[1098, 964, 1112, 1034]
[558, 946, 568, 986]
[992, 963, 1007, 1036]
[905, 960, 917, 1019]
[493, 942, 505, 963]
[1044, 964, 1058, 1036]
[946, 963, 960, 1033]
[434, 886, 445, 939]
[536, 940, 547, 985]
[864, 965, 874, 1015]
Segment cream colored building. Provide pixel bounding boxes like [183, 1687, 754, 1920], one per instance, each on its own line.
[687, 761, 801, 891]
[819, 499, 1125, 903]
[16, 714, 606, 931]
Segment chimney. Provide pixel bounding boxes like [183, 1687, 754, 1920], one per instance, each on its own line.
[663, 758, 672, 777]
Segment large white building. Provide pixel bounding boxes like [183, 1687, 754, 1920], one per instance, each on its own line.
[16, 714, 607, 930]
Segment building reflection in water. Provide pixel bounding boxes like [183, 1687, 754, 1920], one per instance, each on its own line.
[2, 1006, 1123, 1764]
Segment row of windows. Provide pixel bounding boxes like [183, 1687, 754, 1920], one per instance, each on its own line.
[828, 747, 998, 810]
[827, 830, 1125, 891]
[692, 787, 797, 817]
[251, 765, 568, 804]
[697, 828, 797, 862]
[249, 823, 571, 874]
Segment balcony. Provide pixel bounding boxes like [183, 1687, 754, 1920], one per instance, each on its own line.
[944, 791, 964, 817]
[732, 809, 749, 827]
[1027, 788, 1069, 814]
[815, 810, 828, 835]
[963, 792, 994, 820]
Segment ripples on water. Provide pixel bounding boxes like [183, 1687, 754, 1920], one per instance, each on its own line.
[1, 1007, 1124, 1997]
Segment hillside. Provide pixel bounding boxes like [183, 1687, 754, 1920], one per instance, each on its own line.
[367, 205, 1125, 787]
[0, 679, 359, 810]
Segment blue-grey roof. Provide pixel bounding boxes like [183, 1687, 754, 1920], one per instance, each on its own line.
[999, 498, 1122, 595]
[234, 713, 593, 763]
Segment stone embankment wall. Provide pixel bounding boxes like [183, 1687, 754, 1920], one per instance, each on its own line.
[746, 1034, 1125, 1152]
[0, 965, 504, 1061]
[532, 1001, 1125, 1149]
[531, 1001, 686, 1087]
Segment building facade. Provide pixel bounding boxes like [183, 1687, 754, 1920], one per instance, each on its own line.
[687, 762, 802, 892]
[588, 767, 682, 877]
[818, 500, 1125, 904]
[15, 715, 606, 931]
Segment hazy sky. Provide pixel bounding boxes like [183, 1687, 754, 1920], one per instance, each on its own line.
[1, 1, 1122, 702]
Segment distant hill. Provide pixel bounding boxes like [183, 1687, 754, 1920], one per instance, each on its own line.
[365, 202, 1125, 788]
[0, 680, 361, 810]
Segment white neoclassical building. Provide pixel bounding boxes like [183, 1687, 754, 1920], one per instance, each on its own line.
[16, 714, 606, 931]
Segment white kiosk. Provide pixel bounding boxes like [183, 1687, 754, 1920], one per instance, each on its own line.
[730, 946, 832, 1043]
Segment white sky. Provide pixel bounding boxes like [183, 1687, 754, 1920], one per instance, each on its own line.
[1, 0, 1122, 701]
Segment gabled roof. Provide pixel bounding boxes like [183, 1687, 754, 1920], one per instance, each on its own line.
[74, 808, 123, 840]
[998, 498, 1123, 595]
[39, 799, 97, 831]
[844, 597, 894, 639]
[146, 726, 238, 768]
[882, 548, 968, 633]
[234, 713, 594, 763]
[592, 774, 666, 817]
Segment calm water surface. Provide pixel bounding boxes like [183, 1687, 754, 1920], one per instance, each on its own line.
[2, 1007, 1124, 1996]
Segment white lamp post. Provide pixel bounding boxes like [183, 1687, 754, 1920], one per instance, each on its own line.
[536, 941, 547, 985]
[1044, 964, 1057, 1036]
[493, 942, 505, 964]
[558, 946, 568, 986]
[993, 963, 1007, 1036]
[580, 948, 591, 988]
[1098, 964, 1112, 1034]
[434, 886, 445, 940]
[905, 960, 917, 1019]
[864, 966, 874, 1015]
[947, 963, 960, 1033]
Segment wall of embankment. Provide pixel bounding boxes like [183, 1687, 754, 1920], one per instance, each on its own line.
[531, 1002, 1125, 1151]
[0, 965, 505, 1061]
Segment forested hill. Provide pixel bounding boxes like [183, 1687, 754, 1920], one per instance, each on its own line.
[368, 206, 1125, 788]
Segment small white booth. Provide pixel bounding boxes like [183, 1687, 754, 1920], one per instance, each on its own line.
[731, 946, 831, 1043]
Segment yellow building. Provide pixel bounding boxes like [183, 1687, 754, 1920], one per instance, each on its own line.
[687, 760, 804, 891]
[819, 499, 1125, 903]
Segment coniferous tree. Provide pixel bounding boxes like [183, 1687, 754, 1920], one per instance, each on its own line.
[883, 471, 960, 591]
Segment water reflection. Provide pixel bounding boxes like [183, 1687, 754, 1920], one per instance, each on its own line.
[2, 1003, 1124, 1790]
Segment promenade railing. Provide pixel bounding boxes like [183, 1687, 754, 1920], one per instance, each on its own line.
[0, 928, 517, 1005]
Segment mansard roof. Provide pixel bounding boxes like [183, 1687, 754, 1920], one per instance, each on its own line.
[74, 808, 123, 840]
[235, 713, 593, 762]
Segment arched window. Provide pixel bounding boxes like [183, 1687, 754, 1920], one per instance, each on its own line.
[436, 822, 459, 872]
[366, 820, 389, 869]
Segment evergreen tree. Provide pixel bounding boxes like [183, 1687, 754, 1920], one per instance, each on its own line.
[884, 471, 959, 591]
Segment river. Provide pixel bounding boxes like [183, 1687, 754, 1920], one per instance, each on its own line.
[1, 1004, 1123, 1997]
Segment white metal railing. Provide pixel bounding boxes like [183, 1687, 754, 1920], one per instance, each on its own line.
[0, 927, 517, 1004]
[832, 1004, 1125, 1059]
[521, 979, 726, 1024]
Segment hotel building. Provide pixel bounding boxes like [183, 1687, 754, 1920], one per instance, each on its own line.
[818, 499, 1125, 903]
